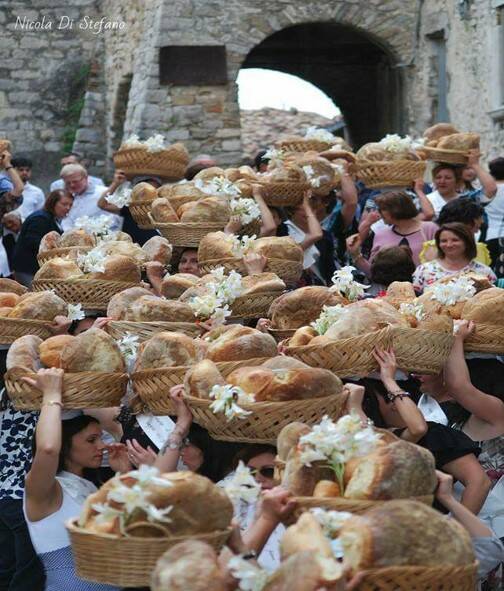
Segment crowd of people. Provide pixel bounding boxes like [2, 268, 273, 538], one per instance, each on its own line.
[0, 138, 503, 591]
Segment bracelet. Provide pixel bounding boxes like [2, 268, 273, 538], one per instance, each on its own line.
[42, 400, 63, 409]
[242, 550, 258, 560]
[386, 390, 410, 402]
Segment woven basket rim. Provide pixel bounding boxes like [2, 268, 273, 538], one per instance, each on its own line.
[257, 179, 311, 189]
[185, 391, 340, 411]
[109, 319, 199, 329]
[129, 199, 157, 207]
[233, 290, 285, 303]
[148, 215, 227, 230]
[114, 145, 189, 160]
[6, 368, 128, 379]
[32, 277, 140, 287]
[357, 561, 478, 577]
[66, 518, 232, 542]
[132, 357, 270, 379]
[293, 493, 434, 503]
[200, 256, 302, 266]
[422, 146, 469, 157]
[0, 317, 53, 326]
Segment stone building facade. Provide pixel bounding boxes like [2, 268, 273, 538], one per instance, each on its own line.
[1, 0, 504, 187]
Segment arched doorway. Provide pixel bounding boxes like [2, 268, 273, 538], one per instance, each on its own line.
[241, 22, 405, 148]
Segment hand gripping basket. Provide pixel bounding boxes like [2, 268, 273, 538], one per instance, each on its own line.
[113, 144, 189, 181]
[128, 200, 156, 230]
[356, 159, 427, 189]
[66, 518, 231, 588]
[186, 392, 346, 444]
[258, 180, 310, 207]
[37, 246, 92, 266]
[347, 562, 477, 591]
[463, 323, 504, 354]
[199, 257, 303, 286]
[276, 138, 334, 153]
[31, 278, 141, 311]
[5, 368, 128, 411]
[132, 357, 271, 415]
[421, 146, 469, 165]
[107, 320, 202, 342]
[284, 326, 454, 378]
[0, 317, 53, 345]
[149, 214, 225, 247]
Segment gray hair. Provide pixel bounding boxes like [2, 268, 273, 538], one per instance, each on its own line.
[60, 163, 87, 178]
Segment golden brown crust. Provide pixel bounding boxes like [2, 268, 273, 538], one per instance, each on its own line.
[141, 236, 172, 265]
[205, 325, 277, 362]
[461, 286, 504, 325]
[183, 359, 226, 399]
[423, 123, 460, 145]
[39, 335, 76, 368]
[124, 295, 195, 322]
[106, 287, 152, 320]
[150, 197, 179, 223]
[179, 197, 231, 223]
[240, 273, 286, 295]
[264, 551, 343, 591]
[269, 287, 347, 330]
[130, 181, 158, 202]
[0, 278, 28, 295]
[34, 257, 83, 280]
[60, 328, 125, 373]
[162, 273, 199, 299]
[251, 236, 304, 264]
[198, 231, 236, 261]
[38, 231, 61, 253]
[58, 229, 96, 248]
[6, 335, 43, 371]
[437, 132, 480, 151]
[136, 332, 204, 369]
[280, 513, 333, 560]
[87, 254, 141, 282]
[313, 480, 341, 497]
[277, 421, 311, 461]
[193, 166, 226, 181]
[0, 292, 19, 308]
[385, 281, 417, 309]
[8, 291, 67, 320]
[96, 241, 146, 264]
[289, 326, 318, 346]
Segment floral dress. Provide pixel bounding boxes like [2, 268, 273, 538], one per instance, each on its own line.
[412, 259, 497, 292]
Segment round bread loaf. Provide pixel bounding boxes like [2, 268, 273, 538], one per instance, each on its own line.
[136, 332, 204, 370]
[38, 231, 61, 253]
[0, 292, 20, 308]
[39, 335, 76, 368]
[179, 197, 231, 223]
[150, 197, 179, 223]
[251, 236, 303, 263]
[205, 325, 277, 362]
[183, 359, 226, 399]
[141, 236, 172, 265]
[130, 181, 158, 202]
[162, 273, 199, 299]
[106, 286, 153, 320]
[60, 328, 125, 373]
[58, 228, 96, 248]
[461, 286, 504, 325]
[8, 291, 67, 321]
[87, 254, 141, 282]
[124, 295, 194, 322]
[6, 335, 43, 372]
[34, 257, 83, 280]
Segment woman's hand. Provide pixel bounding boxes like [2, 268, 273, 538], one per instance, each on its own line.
[23, 368, 64, 401]
[107, 442, 131, 473]
[258, 486, 297, 524]
[454, 319, 475, 340]
[435, 469, 454, 504]
[344, 383, 365, 410]
[125, 438, 157, 467]
[413, 178, 425, 194]
[255, 318, 271, 333]
[301, 189, 313, 210]
[224, 216, 242, 235]
[170, 385, 193, 436]
[251, 184, 265, 201]
[111, 169, 127, 190]
[91, 317, 112, 331]
[345, 233, 362, 257]
[467, 149, 481, 168]
[50, 315, 73, 335]
[373, 348, 397, 384]
[0, 150, 12, 169]
[243, 252, 267, 275]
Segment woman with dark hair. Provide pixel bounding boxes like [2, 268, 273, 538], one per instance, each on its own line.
[367, 245, 416, 295]
[346, 190, 438, 274]
[413, 222, 496, 291]
[12, 189, 74, 286]
[23, 368, 125, 590]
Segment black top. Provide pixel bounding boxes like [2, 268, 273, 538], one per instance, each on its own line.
[120, 207, 158, 245]
[12, 209, 61, 275]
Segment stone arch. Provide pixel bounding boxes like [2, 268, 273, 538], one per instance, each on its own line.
[238, 21, 406, 147]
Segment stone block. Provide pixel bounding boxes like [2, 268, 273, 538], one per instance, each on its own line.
[216, 128, 240, 138]
[221, 139, 241, 151]
[20, 36, 49, 49]
[75, 128, 102, 143]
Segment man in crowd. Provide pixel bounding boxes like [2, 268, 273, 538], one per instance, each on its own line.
[50, 152, 104, 192]
[11, 157, 45, 220]
[60, 163, 121, 231]
[0, 150, 24, 221]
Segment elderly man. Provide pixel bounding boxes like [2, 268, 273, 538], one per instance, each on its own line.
[50, 153, 104, 192]
[60, 163, 121, 231]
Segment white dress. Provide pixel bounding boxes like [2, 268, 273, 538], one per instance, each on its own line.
[24, 471, 119, 591]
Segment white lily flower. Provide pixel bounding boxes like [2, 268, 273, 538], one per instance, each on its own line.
[128, 465, 173, 488]
[310, 508, 353, 537]
[210, 305, 232, 327]
[66, 303, 85, 321]
[230, 198, 261, 225]
[330, 266, 369, 301]
[399, 301, 425, 321]
[304, 127, 336, 143]
[311, 304, 345, 335]
[144, 504, 173, 523]
[428, 276, 476, 306]
[77, 248, 106, 274]
[106, 183, 132, 208]
[90, 503, 124, 526]
[209, 384, 254, 421]
[377, 134, 423, 154]
[144, 134, 166, 153]
[107, 483, 150, 514]
[122, 134, 142, 147]
[117, 332, 140, 363]
[262, 148, 285, 165]
[227, 555, 268, 591]
[224, 461, 261, 505]
[75, 214, 114, 239]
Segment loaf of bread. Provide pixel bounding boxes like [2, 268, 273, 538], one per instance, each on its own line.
[141, 236, 172, 265]
[226, 366, 343, 402]
[289, 326, 319, 346]
[151, 541, 227, 591]
[87, 254, 141, 282]
[39, 335, 76, 368]
[437, 132, 479, 151]
[339, 500, 474, 571]
[8, 291, 67, 321]
[251, 236, 303, 263]
[0, 278, 28, 295]
[461, 286, 504, 325]
[416, 311, 453, 333]
[263, 550, 343, 591]
[80, 471, 233, 537]
[240, 273, 286, 295]
[34, 257, 83, 280]
[205, 325, 277, 362]
[267, 164, 307, 183]
[106, 287, 153, 320]
[150, 197, 179, 223]
[60, 328, 125, 373]
[0, 292, 19, 308]
[357, 142, 417, 162]
[269, 287, 347, 330]
[423, 123, 460, 146]
[261, 356, 311, 370]
[184, 359, 226, 399]
[385, 281, 417, 309]
[277, 422, 311, 461]
[38, 231, 61, 253]
[162, 273, 199, 299]
[281, 446, 334, 496]
[130, 181, 158, 202]
[179, 197, 231, 223]
[6, 335, 43, 372]
[198, 232, 236, 261]
[281, 513, 333, 560]
[193, 166, 226, 181]
[344, 440, 437, 500]
[96, 241, 146, 264]
[124, 295, 195, 323]
[58, 228, 96, 248]
[135, 332, 204, 370]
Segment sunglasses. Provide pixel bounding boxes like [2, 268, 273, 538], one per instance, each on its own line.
[249, 466, 275, 479]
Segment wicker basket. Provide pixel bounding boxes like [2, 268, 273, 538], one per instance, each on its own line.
[199, 257, 303, 286]
[128, 200, 156, 230]
[421, 146, 469, 165]
[5, 368, 128, 410]
[132, 357, 271, 414]
[285, 327, 453, 377]
[349, 562, 477, 591]
[276, 139, 334, 153]
[66, 519, 231, 588]
[31, 278, 140, 311]
[107, 320, 202, 342]
[259, 180, 310, 207]
[293, 494, 434, 516]
[463, 323, 504, 354]
[229, 292, 283, 320]
[0, 317, 53, 345]
[149, 215, 225, 247]
[186, 392, 346, 444]
[37, 246, 92, 266]
[113, 146, 188, 181]
[356, 160, 427, 189]
[267, 327, 296, 343]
